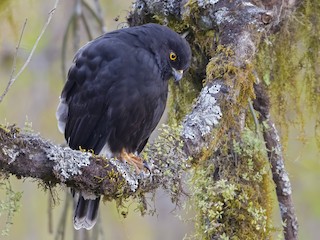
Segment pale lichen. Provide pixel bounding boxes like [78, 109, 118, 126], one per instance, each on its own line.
[46, 145, 91, 181]
[279, 202, 287, 216]
[1, 146, 20, 164]
[108, 158, 139, 192]
[132, 0, 181, 18]
[43, 134, 143, 193]
[234, 31, 256, 66]
[182, 83, 222, 140]
[214, 7, 234, 25]
[270, 122, 292, 196]
[197, 0, 219, 8]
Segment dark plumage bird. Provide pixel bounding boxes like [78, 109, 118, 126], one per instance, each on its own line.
[56, 23, 191, 230]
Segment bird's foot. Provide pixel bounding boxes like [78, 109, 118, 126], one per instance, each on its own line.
[120, 149, 151, 174]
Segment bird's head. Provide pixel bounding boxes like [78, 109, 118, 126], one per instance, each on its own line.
[141, 24, 191, 82]
[166, 35, 192, 82]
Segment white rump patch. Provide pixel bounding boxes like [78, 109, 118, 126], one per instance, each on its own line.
[99, 143, 113, 158]
[81, 191, 98, 200]
[56, 96, 68, 133]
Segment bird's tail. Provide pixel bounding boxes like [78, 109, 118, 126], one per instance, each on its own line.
[73, 191, 100, 230]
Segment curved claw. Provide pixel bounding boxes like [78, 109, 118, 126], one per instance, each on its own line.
[120, 149, 151, 174]
[143, 160, 151, 173]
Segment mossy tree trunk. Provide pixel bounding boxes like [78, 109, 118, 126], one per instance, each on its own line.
[128, 0, 300, 239]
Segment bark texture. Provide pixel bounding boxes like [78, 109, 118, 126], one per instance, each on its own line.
[254, 83, 299, 240]
[0, 124, 188, 200]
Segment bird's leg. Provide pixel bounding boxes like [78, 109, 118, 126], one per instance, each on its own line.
[119, 149, 150, 173]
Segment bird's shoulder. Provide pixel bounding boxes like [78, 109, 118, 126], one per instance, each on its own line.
[62, 33, 162, 99]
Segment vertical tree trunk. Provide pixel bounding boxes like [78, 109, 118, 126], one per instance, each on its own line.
[128, 0, 300, 239]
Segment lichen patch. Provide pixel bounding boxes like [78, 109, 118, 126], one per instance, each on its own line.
[108, 158, 139, 192]
[46, 145, 91, 181]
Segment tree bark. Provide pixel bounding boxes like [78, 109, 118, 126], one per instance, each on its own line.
[253, 83, 299, 240]
[0, 124, 188, 199]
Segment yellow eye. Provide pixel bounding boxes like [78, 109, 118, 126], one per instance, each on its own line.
[169, 52, 177, 61]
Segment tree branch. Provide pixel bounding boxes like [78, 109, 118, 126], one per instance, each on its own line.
[0, 124, 188, 201]
[253, 83, 299, 240]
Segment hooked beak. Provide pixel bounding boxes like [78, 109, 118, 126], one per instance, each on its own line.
[172, 68, 184, 82]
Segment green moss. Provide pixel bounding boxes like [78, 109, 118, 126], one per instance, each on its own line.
[255, 0, 320, 148]
[0, 180, 22, 236]
[0, 124, 20, 136]
[188, 129, 274, 239]
[143, 123, 189, 203]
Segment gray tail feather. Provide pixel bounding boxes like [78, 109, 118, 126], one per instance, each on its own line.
[73, 193, 100, 230]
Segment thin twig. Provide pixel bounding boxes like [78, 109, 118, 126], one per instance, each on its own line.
[0, 0, 60, 103]
[61, 0, 105, 80]
[80, 12, 93, 40]
[93, 0, 107, 33]
[55, 192, 71, 240]
[73, 0, 82, 53]
[82, 0, 106, 34]
[248, 99, 260, 134]
[0, 19, 27, 103]
[48, 194, 53, 234]
[61, 14, 75, 81]
[47, 186, 57, 234]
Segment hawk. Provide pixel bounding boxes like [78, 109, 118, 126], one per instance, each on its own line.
[56, 23, 191, 230]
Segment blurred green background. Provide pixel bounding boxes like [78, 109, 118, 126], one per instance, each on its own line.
[0, 1, 319, 239]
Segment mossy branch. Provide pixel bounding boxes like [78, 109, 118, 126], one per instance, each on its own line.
[0, 124, 188, 202]
[253, 83, 299, 240]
